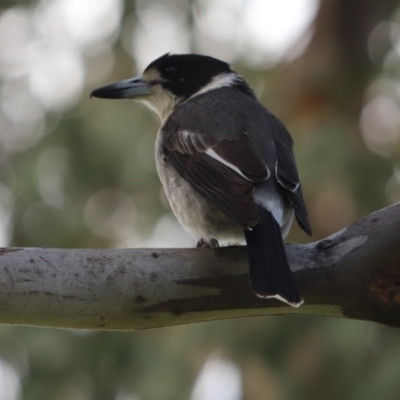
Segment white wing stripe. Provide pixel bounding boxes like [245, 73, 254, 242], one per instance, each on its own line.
[205, 149, 251, 181]
[275, 162, 300, 193]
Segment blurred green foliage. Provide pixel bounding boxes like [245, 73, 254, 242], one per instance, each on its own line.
[0, 0, 400, 399]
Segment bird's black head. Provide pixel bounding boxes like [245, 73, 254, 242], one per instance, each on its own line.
[91, 53, 252, 121]
[144, 53, 233, 99]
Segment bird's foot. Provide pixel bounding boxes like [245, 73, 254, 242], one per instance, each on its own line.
[209, 238, 219, 249]
[196, 238, 220, 249]
[196, 238, 206, 248]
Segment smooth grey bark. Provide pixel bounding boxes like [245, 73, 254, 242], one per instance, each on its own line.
[0, 203, 399, 330]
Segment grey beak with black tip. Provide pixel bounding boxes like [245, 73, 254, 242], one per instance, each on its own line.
[90, 77, 151, 99]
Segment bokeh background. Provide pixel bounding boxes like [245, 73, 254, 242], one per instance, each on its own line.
[0, 0, 400, 399]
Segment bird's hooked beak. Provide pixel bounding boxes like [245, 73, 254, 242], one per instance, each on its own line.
[90, 77, 151, 100]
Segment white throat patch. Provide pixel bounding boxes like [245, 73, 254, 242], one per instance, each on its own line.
[140, 91, 178, 123]
[139, 72, 241, 123]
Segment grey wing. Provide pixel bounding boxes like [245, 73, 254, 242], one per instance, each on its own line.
[163, 89, 310, 234]
[275, 139, 312, 236]
[162, 129, 269, 229]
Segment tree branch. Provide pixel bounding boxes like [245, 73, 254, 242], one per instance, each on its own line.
[0, 204, 399, 329]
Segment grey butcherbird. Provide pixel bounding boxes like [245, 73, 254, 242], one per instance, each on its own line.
[91, 53, 312, 307]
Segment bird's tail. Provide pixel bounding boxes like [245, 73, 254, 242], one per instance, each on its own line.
[244, 208, 303, 307]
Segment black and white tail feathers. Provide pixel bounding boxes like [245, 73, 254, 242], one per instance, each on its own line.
[244, 208, 303, 307]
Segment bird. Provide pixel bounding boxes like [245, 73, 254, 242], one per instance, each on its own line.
[91, 53, 312, 307]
